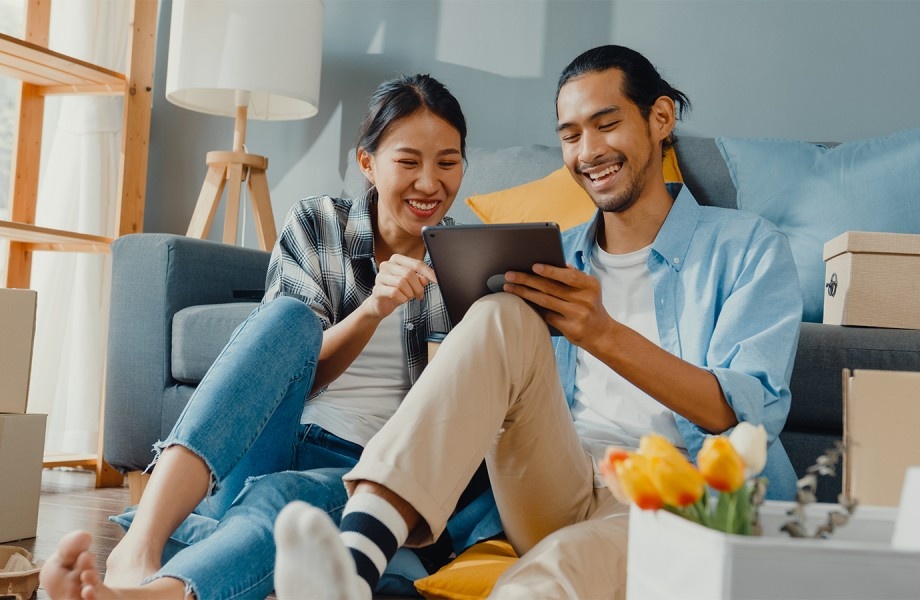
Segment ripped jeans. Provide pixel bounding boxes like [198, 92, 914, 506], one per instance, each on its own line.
[115, 297, 366, 599]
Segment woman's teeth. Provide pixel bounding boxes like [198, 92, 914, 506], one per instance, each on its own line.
[408, 199, 438, 211]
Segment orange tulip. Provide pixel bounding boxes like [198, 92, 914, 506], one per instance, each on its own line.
[697, 436, 745, 492]
[600, 447, 631, 471]
[615, 454, 664, 510]
[599, 448, 631, 504]
[650, 454, 706, 507]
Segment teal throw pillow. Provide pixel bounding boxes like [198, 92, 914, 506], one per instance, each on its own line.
[716, 130, 920, 322]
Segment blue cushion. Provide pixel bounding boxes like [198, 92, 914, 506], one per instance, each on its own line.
[716, 130, 920, 322]
[171, 302, 257, 384]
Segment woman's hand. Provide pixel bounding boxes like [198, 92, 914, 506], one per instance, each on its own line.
[314, 254, 435, 393]
[364, 254, 438, 319]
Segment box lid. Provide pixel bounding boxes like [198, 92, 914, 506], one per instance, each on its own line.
[824, 231, 920, 261]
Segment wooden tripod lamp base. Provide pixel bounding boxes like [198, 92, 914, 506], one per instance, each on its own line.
[185, 105, 278, 251]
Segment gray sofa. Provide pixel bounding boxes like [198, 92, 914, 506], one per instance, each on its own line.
[104, 136, 920, 503]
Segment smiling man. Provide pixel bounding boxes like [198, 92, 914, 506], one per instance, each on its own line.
[273, 45, 803, 599]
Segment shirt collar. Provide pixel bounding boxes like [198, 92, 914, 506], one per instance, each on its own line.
[572, 182, 699, 272]
[651, 183, 699, 272]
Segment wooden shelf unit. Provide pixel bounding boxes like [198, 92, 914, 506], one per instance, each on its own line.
[1, 0, 158, 487]
[0, 31, 125, 92]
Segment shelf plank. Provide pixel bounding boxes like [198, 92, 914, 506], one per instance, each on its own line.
[0, 220, 112, 252]
[43, 453, 98, 469]
[0, 32, 125, 90]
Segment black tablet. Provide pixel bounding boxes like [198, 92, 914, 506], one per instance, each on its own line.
[422, 222, 565, 331]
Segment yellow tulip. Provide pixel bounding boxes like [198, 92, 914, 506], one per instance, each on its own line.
[615, 454, 664, 510]
[697, 436, 745, 492]
[650, 454, 706, 507]
[638, 433, 685, 462]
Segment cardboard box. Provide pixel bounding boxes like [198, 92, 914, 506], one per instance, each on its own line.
[0, 413, 46, 543]
[823, 231, 920, 329]
[844, 369, 920, 507]
[0, 288, 37, 414]
[627, 501, 920, 599]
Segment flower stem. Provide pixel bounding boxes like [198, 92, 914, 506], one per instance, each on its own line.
[726, 491, 737, 534]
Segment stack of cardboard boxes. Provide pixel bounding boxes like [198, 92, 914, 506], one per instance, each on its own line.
[823, 231, 920, 508]
[0, 288, 46, 543]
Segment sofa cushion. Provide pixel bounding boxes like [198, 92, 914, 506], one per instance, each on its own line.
[414, 539, 518, 600]
[673, 136, 737, 210]
[465, 147, 683, 230]
[171, 302, 258, 383]
[465, 166, 596, 230]
[716, 129, 920, 322]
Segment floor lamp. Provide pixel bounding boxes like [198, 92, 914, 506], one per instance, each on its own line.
[165, 0, 324, 250]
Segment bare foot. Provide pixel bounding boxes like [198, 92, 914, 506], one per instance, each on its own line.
[101, 534, 160, 588]
[40, 530, 98, 600]
[40, 530, 187, 600]
[274, 501, 370, 600]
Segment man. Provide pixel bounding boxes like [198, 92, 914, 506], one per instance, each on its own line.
[274, 45, 802, 599]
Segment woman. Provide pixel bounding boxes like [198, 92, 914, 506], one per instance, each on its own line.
[40, 74, 500, 600]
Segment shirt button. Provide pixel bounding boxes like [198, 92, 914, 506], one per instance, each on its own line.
[406, 323, 415, 330]
[673, 257, 681, 264]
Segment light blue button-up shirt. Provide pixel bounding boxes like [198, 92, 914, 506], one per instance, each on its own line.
[554, 183, 802, 500]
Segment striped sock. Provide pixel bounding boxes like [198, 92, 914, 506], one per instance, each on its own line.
[339, 492, 410, 595]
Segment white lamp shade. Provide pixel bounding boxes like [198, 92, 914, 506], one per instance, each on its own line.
[166, 0, 324, 120]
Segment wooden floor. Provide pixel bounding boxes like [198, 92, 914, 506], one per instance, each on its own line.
[12, 468, 130, 600]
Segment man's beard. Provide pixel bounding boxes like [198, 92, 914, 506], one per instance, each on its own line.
[591, 154, 652, 213]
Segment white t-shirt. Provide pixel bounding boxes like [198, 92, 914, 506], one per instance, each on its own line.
[301, 306, 410, 447]
[572, 242, 685, 470]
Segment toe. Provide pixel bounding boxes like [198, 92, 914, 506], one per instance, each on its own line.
[57, 531, 94, 566]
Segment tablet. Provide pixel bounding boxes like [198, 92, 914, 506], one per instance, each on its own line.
[422, 222, 565, 330]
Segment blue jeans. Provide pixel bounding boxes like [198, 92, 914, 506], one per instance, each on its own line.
[113, 297, 377, 598]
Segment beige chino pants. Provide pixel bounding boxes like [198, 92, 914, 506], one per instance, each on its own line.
[344, 293, 629, 599]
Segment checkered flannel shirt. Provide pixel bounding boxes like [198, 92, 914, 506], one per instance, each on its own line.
[264, 191, 453, 386]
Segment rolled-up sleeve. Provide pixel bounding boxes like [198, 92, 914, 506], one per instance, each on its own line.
[677, 226, 802, 459]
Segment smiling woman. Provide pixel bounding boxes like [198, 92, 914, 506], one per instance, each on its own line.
[40, 73, 501, 600]
[357, 109, 463, 264]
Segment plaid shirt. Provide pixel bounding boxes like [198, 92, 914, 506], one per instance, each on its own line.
[264, 191, 453, 386]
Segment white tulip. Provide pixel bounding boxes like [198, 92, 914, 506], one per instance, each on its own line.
[728, 422, 768, 477]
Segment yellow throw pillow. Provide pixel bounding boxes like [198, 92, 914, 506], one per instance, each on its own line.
[414, 539, 519, 600]
[465, 147, 683, 230]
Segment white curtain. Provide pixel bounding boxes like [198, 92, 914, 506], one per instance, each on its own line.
[28, 0, 129, 455]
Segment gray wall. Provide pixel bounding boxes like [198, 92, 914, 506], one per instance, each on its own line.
[144, 0, 920, 246]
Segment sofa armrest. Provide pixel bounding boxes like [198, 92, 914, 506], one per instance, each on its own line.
[789, 323, 920, 433]
[104, 233, 270, 472]
[783, 322, 920, 501]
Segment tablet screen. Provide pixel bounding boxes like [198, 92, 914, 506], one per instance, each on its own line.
[422, 222, 565, 331]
